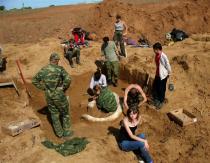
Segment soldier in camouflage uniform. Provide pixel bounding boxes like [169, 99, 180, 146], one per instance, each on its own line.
[32, 53, 73, 138]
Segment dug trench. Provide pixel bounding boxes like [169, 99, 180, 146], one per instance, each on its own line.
[28, 62, 209, 163]
[1, 36, 210, 163]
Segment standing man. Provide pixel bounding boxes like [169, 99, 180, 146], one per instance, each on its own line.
[101, 36, 120, 87]
[32, 53, 73, 138]
[113, 15, 128, 57]
[64, 39, 81, 68]
[152, 43, 171, 109]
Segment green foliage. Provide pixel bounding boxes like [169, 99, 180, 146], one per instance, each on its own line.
[0, 6, 5, 11]
[22, 6, 32, 9]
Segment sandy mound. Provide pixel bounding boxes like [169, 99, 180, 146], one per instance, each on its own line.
[0, 0, 210, 44]
[90, 0, 210, 43]
[0, 0, 210, 163]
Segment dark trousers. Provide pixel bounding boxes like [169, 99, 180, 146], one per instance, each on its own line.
[65, 48, 80, 66]
[152, 76, 168, 103]
[113, 31, 126, 57]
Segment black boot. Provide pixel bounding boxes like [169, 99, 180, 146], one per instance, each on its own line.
[76, 61, 81, 65]
[70, 64, 75, 68]
[113, 79, 118, 87]
[69, 60, 75, 68]
[107, 80, 112, 85]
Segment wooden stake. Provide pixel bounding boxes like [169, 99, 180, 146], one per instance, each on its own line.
[16, 60, 32, 98]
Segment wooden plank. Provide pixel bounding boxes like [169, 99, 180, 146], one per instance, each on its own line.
[12, 80, 20, 96]
[2, 118, 40, 136]
[0, 81, 20, 96]
[16, 60, 32, 98]
[167, 109, 197, 127]
[0, 82, 13, 87]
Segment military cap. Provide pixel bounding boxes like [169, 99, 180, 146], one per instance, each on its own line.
[50, 52, 60, 61]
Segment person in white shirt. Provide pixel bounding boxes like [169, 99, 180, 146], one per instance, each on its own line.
[89, 68, 107, 89]
[151, 42, 171, 109]
[87, 68, 107, 109]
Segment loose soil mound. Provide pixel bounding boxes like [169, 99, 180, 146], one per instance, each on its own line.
[0, 0, 210, 44]
[0, 0, 210, 163]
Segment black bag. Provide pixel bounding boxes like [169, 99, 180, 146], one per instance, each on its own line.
[170, 28, 188, 41]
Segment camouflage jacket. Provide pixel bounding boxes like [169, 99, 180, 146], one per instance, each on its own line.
[32, 64, 71, 92]
[96, 87, 117, 112]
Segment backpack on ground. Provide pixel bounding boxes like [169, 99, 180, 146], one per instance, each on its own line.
[170, 28, 188, 41]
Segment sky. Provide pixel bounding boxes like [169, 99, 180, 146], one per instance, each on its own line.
[0, 0, 102, 10]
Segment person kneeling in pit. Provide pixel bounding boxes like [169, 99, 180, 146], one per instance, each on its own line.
[124, 84, 147, 110]
[64, 39, 81, 68]
[89, 68, 107, 90]
[87, 68, 107, 109]
[87, 85, 117, 113]
[82, 85, 122, 122]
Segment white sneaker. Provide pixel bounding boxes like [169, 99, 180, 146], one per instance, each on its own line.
[139, 161, 145, 163]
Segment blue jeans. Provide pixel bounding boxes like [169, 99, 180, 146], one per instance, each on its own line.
[119, 133, 153, 163]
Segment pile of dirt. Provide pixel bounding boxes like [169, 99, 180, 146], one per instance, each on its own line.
[0, 0, 210, 44]
[0, 4, 96, 44]
[90, 0, 210, 43]
[0, 0, 210, 162]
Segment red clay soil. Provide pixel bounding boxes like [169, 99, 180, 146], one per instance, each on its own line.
[0, 0, 210, 44]
[0, 1, 210, 163]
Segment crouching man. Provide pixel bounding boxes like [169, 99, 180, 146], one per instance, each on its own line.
[64, 39, 81, 68]
[82, 85, 122, 122]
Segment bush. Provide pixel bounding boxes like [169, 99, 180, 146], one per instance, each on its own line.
[0, 6, 5, 11]
[10, 8, 18, 11]
[22, 6, 32, 9]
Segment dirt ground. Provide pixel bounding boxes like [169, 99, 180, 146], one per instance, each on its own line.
[0, 0, 210, 163]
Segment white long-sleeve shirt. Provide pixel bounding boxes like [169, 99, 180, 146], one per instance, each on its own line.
[159, 52, 172, 80]
[89, 74, 107, 89]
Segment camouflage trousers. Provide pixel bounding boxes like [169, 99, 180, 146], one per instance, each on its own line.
[105, 61, 119, 83]
[113, 31, 126, 57]
[45, 90, 71, 137]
